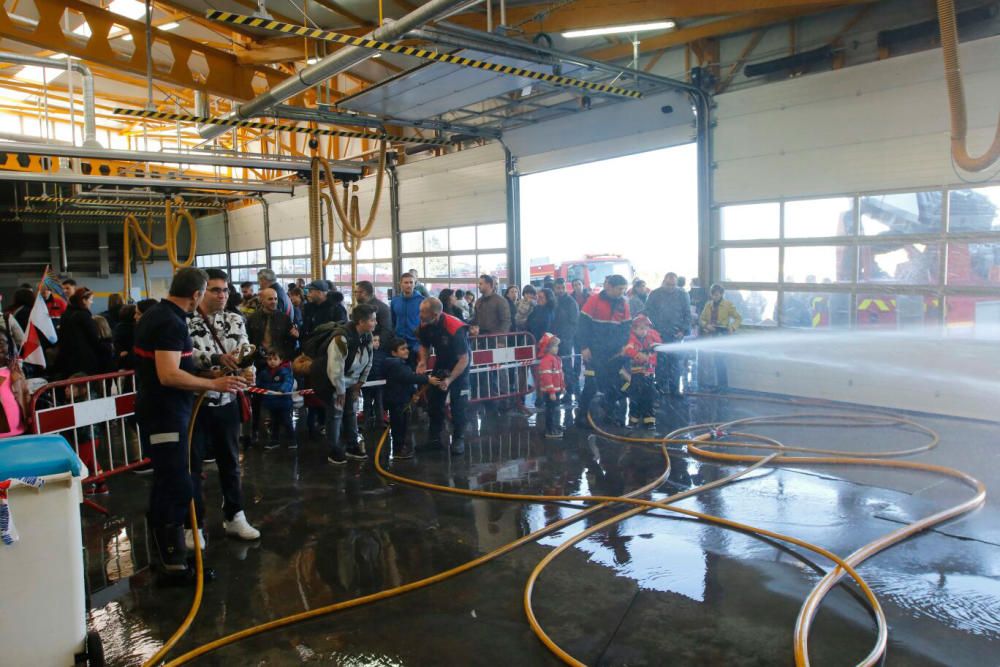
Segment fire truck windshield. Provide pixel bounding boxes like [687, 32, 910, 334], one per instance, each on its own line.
[586, 261, 631, 287]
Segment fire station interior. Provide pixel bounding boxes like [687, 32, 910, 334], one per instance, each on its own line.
[0, 1, 999, 665]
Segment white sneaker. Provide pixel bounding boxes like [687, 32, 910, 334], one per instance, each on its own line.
[223, 511, 261, 540]
[184, 528, 206, 551]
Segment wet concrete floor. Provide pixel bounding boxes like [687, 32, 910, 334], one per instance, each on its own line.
[83, 392, 1000, 666]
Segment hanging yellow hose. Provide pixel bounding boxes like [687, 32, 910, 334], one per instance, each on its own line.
[122, 196, 197, 300]
[307, 141, 387, 283]
[146, 396, 985, 667]
[937, 0, 1000, 172]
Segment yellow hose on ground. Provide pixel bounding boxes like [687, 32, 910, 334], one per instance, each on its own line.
[937, 0, 1000, 172]
[147, 398, 985, 667]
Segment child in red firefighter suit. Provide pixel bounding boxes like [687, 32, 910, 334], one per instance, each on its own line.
[536, 333, 565, 439]
[621, 315, 662, 429]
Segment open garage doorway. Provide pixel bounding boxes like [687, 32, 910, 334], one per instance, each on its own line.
[519, 144, 698, 294]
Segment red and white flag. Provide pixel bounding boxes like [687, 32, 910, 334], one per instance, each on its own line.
[19, 293, 58, 367]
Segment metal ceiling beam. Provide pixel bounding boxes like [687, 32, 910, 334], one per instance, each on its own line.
[446, 0, 874, 33]
[0, 0, 290, 102]
[580, 9, 821, 62]
[0, 171, 295, 193]
[198, 0, 484, 141]
[0, 140, 341, 172]
[273, 104, 502, 139]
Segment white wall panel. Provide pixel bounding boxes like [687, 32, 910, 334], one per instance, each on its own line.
[715, 35, 1000, 203]
[507, 90, 696, 175]
[397, 143, 506, 231]
[195, 213, 226, 254]
[227, 203, 266, 251]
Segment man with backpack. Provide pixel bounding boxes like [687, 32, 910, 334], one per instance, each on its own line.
[301, 304, 376, 465]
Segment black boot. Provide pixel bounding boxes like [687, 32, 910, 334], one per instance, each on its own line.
[450, 437, 465, 456]
[152, 523, 189, 575]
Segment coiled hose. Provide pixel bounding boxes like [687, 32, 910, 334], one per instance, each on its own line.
[307, 141, 386, 283]
[937, 0, 1000, 172]
[122, 197, 197, 299]
[144, 393, 985, 667]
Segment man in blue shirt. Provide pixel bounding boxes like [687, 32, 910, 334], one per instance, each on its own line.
[390, 272, 425, 365]
[135, 267, 247, 580]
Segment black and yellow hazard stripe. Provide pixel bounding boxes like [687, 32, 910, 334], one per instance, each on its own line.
[205, 10, 642, 100]
[112, 108, 451, 146]
[25, 196, 227, 209]
[21, 208, 168, 217]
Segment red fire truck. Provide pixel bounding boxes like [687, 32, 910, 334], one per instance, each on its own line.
[529, 254, 636, 290]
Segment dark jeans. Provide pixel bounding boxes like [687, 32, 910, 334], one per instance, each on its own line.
[191, 400, 244, 523]
[144, 423, 194, 528]
[326, 391, 359, 456]
[655, 335, 684, 394]
[363, 386, 384, 424]
[388, 402, 409, 451]
[268, 406, 295, 443]
[628, 373, 656, 421]
[428, 375, 469, 443]
[579, 354, 625, 422]
[542, 395, 560, 431]
[307, 406, 326, 434]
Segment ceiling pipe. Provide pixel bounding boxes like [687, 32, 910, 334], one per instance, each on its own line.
[197, 0, 484, 141]
[0, 140, 345, 172]
[0, 51, 101, 148]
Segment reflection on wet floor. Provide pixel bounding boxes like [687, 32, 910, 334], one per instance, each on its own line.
[83, 393, 1000, 666]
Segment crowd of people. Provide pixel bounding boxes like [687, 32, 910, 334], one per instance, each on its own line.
[1, 263, 742, 580]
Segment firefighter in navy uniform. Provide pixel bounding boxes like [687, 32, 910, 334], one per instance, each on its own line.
[416, 297, 471, 456]
[576, 274, 632, 428]
[134, 267, 247, 581]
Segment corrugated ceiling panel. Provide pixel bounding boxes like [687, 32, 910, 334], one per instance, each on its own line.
[714, 35, 1000, 203]
[338, 50, 584, 121]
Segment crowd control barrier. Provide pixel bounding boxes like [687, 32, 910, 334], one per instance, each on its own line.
[29, 371, 142, 513]
[465, 332, 537, 404]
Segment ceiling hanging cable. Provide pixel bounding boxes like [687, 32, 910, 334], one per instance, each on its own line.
[937, 0, 1000, 173]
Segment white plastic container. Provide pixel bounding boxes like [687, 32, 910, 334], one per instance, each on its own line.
[0, 434, 98, 666]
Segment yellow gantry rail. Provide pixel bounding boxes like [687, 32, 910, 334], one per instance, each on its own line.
[204, 10, 643, 100]
[112, 109, 453, 147]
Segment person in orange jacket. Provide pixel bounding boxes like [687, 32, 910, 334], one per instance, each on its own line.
[621, 314, 662, 429]
[536, 332, 565, 439]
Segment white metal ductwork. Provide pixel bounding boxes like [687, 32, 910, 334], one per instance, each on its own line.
[0, 51, 101, 148]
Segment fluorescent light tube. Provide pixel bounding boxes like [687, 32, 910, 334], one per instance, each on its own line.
[562, 20, 675, 38]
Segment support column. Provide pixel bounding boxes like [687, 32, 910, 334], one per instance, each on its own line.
[387, 154, 402, 295]
[223, 209, 233, 276]
[503, 145, 521, 289]
[48, 223, 62, 273]
[97, 224, 110, 277]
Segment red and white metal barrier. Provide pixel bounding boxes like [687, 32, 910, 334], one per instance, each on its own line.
[29, 372, 143, 507]
[466, 332, 537, 404]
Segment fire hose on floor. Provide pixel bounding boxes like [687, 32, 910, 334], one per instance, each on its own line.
[138, 386, 986, 667]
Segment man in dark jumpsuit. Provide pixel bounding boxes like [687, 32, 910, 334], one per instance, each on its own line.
[416, 297, 471, 456]
[134, 267, 247, 578]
